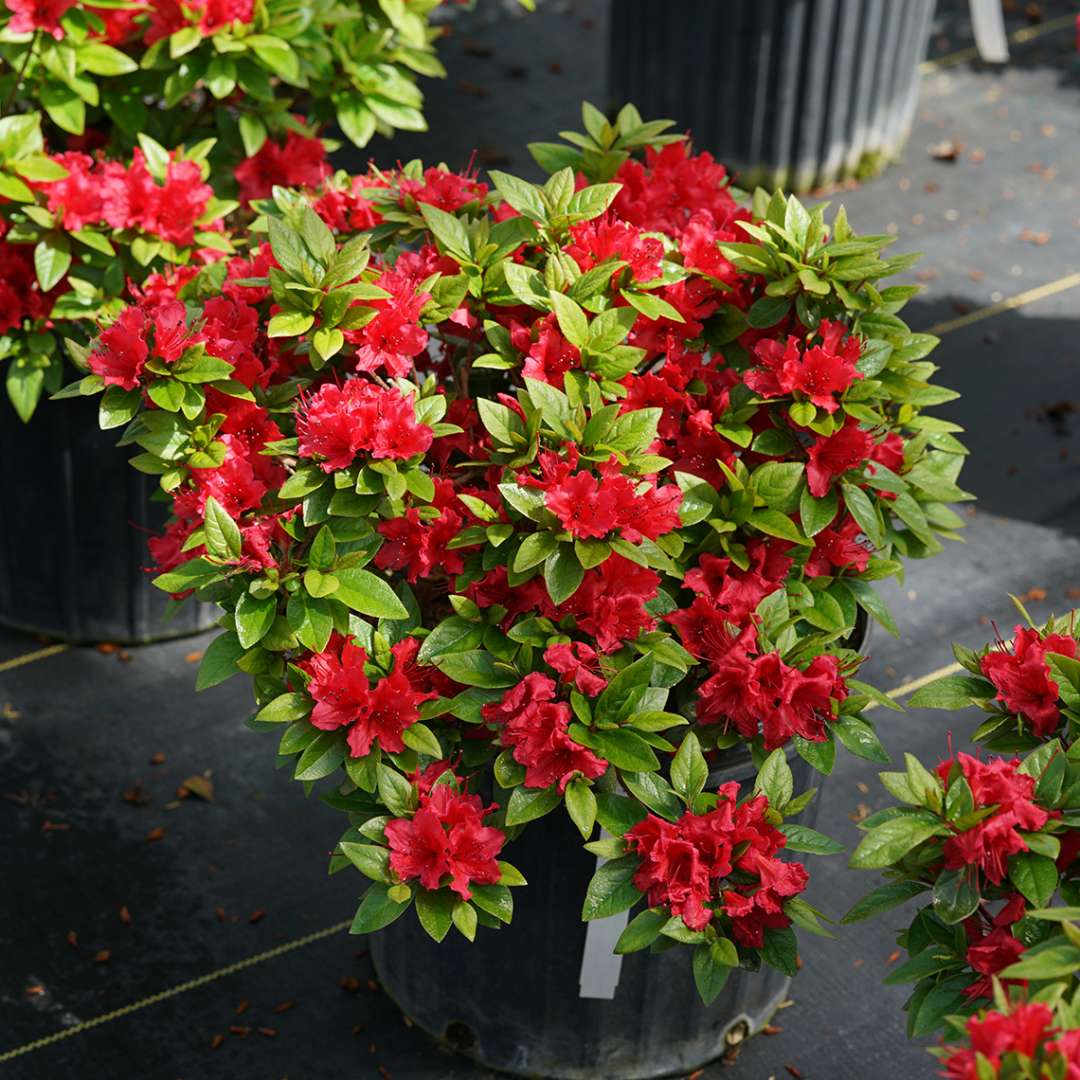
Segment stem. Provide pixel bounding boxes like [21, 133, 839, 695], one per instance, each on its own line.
[2, 31, 38, 118]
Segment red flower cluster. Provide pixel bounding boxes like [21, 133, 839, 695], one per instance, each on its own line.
[961, 893, 1027, 1001]
[0, 231, 63, 333]
[385, 779, 504, 900]
[625, 783, 808, 942]
[297, 380, 434, 471]
[145, 0, 254, 45]
[936, 753, 1051, 884]
[38, 148, 214, 247]
[302, 636, 438, 758]
[942, 1002, 1080, 1080]
[981, 626, 1079, 739]
[233, 129, 330, 204]
[531, 451, 681, 542]
[746, 320, 862, 413]
[4, 0, 74, 37]
[482, 673, 606, 791]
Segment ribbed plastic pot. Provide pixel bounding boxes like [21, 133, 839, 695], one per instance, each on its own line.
[609, 0, 936, 192]
[370, 749, 814, 1080]
[0, 396, 217, 644]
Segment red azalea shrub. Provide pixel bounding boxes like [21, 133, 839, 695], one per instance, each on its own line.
[75, 106, 970, 999]
[848, 606, 1080, 1066]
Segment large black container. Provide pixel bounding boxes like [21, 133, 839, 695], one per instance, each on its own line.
[0, 396, 217, 643]
[609, 0, 936, 192]
[370, 748, 820, 1080]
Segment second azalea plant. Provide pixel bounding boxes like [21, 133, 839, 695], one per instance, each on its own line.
[66, 105, 970, 1003]
[848, 606, 1080, 1077]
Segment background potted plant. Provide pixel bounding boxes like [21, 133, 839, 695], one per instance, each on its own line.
[0, 0, 480, 642]
[608, 0, 937, 193]
[846, 603, 1080, 1077]
[72, 103, 968, 1077]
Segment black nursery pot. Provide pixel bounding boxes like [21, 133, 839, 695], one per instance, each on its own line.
[0, 396, 217, 644]
[609, 0, 936, 192]
[371, 750, 818, 1080]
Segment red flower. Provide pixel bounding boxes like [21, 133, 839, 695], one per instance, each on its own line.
[5, 0, 75, 38]
[301, 634, 436, 758]
[805, 418, 874, 497]
[545, 471, 618, 539]
[562, 554, 660, 653]
[482, 673, 606, 791]
[233, 129, 329, 204]
[803, 513, 871, 577]
[397, 167, 488, 212]
[544, 641, 607, 697]
[385, 782, 504, 900]
[564, 214, 663, 283]
[936, 753, 1051, 884]
[746, 320, 862, 413]
[38, 152, 101, 229]
[350, 276, 430, 377]
[942, 1003, 1060, 1080]
[88, 307, 149, 390]
[963, 925, 1026, 1001]
[297, 380, 433, 471]
[981, 626, 1078, 738]
[512, 314, 581, 387]
[625, 787, 807, 938]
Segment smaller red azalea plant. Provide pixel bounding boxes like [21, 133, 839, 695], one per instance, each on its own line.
[909, 603, 1080, 753]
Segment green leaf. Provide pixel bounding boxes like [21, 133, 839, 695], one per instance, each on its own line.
[34, 236, 71, 292]
[339, 841, 390, 882]
[1010, 852, 1059, 909]
[1001, 942, 1080, 981]
[470, 884, 513, 924]
[418, 202, 470, 259]
[849, 816, 945, 869]
[581, 855, 641, 920]
[565, 779, 597, 839]
[931, 864, 982, 925]
[670, 732, 707, 805]
[752, 462, 804, 508]
[98, 385, 140, 430]
[833, 716, 890, 763]
[195, 632, 245, 691]
[620, 771, 682, 823]
[234, 590, 277, 649]
[748, 509, 807, 545]
[336, 94, 377, 147]
[549, 290, 589, 348]
[614, 908, 667, 954]
[800, 484, 838, 537]
[255, 692, 311, 724]
[761, 926, 799, 976]
[294, 731, 346, 781]
[247, 34, 299, 81]
[692, 941, 734, 1005]
[589, 728, 659, 772]
[544, 546, 584, 605]
[841, 880, 928, 923]
[908, 675, 995, 710]
[505, 784, 562, 826]
[238, 113, 267, 157]
[334, 569, 409, 619]
[840, 482, 884, 549]
[435, 650, 517, 689]
[779, 824, 845, 855]
[350, 883, 411, 934]
[415, 888, 456, 942]
[754, 749, 794, 810]
[514, 531, 559, 572]
[416, 617, 484, 664]
[203, 496, 242, 561]
[268, 311, 314, 338]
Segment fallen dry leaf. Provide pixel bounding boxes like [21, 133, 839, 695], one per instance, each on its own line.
[94, 949, 111, 963]
[145, 827, 166, 842]
[210, 1034, 224, 1050]
[229, 1025, 251, 1037]
[119, 906, 132, 926]
[216, 906, 226, 923]
[41, 820, 71, 832]
[340, 975, 360, 993]
[928, 138, 963, 161]
[248, 908, 266, 924]
[66, 931, 78, 949]
[1018, 587, 1048, 602]
[887, 950, 902, 964]
[179, 775, 214, 802]
[273, 1000, 295, 1014]
[122, 783, 150, 806]
[149, 752, 166, 766]
[762, 1024, 783, 1036]
[184, 651, 203, 664]
[257, 1027, 277, 1038]
[95, 642, 119, 655]
[785, 1066, 804, 1079]
[235, 999, 250, 1016]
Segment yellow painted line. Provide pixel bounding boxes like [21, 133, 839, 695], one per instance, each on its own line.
[0, 920, 352, 1065]
[919, 11, 1076, 74]
[925, 271, 1080, 337]
[0, 644, 69, 675]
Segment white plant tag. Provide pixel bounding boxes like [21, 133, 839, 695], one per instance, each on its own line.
[578, 847, 629, 1000]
